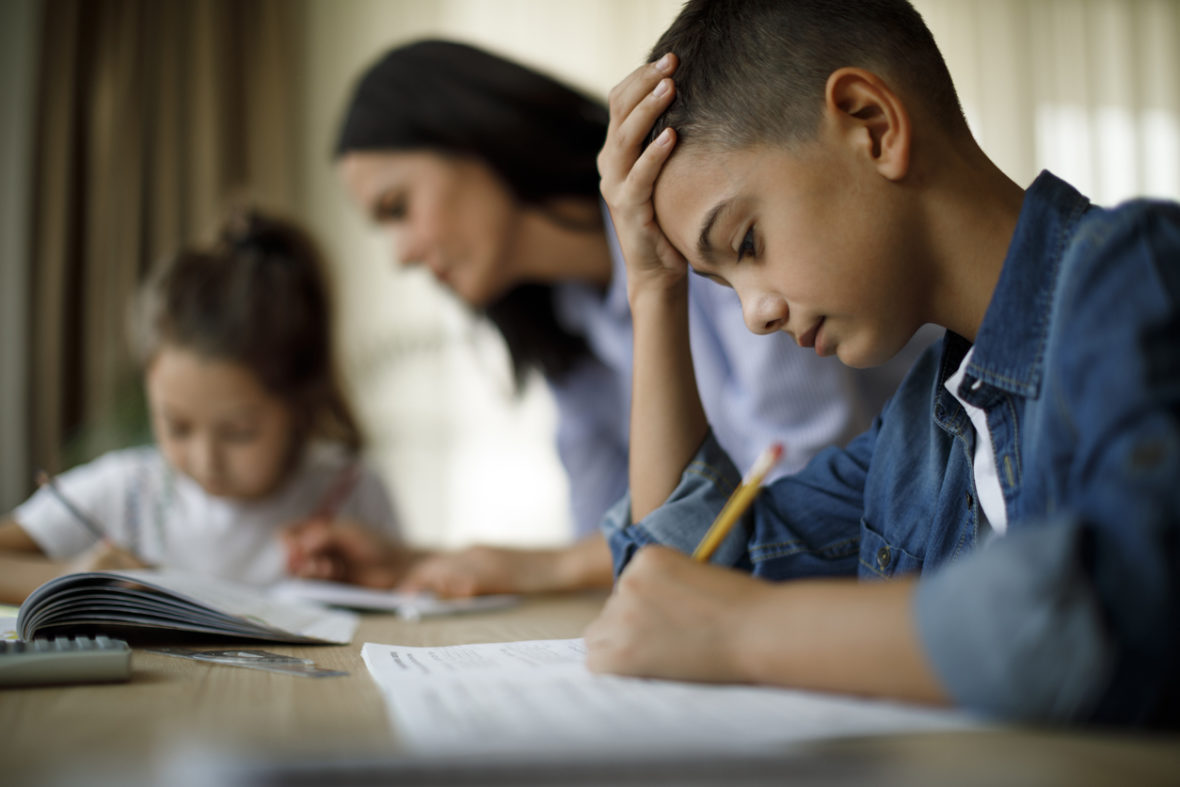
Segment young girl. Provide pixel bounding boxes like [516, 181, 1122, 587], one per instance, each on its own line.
[0, 211, 409, 604]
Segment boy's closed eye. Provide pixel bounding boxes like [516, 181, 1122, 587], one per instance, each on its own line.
[736, 226, 757, 263]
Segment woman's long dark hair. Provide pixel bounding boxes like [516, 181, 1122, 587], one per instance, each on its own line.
[335, 39, 607, 390]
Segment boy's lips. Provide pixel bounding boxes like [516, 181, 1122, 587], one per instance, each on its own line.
[797, 318, 824, 350]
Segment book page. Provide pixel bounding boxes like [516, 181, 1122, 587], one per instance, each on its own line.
[109, 571, 359, 643]
[362, 638, 982, 755]
[269, 578, 518, 620]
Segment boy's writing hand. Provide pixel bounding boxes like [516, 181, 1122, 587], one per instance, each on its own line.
[598, 54, 687, 298]
[583, 545, 768, 683]
[68, 540, 152, 573]
[282, 517, 411, 589]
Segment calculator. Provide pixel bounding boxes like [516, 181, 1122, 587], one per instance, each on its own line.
[0, 635, 132, 687]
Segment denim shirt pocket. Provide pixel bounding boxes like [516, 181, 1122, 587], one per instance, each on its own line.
[858, 518, 924, 578]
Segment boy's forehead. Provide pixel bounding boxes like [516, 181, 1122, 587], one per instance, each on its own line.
[653, 147, 747, 259]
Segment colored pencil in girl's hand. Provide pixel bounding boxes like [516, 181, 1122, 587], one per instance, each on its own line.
[36, 469, 105, 540]
[312, 462, 362, 519]
[691, 443, 784, 563]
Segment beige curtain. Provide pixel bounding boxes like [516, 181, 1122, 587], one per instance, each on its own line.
[916, 0, 1180, 205]
[29, 0, 300, 474]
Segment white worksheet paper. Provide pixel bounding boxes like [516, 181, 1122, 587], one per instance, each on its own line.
[362, 638, 981, 755]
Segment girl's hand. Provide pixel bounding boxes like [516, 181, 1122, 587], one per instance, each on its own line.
[68, 540, 151, 573]
[597, 54, 687, 297]
[584, 545, 771, 683]
[281, 517, 413, 589]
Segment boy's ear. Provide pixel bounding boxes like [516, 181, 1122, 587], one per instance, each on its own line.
[824, 68, 911, 181]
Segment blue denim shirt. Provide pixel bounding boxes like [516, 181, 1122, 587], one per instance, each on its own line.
[601, 172, 1180, 726]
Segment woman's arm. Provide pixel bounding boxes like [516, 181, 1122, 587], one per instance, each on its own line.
[399, 533, 614, 598]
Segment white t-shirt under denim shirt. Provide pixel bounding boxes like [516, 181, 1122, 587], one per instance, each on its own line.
[944, 347, 1008, 535]
[15, 443, 399, 586]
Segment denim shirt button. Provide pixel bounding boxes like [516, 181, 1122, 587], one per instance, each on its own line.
[876, 545, 891, 571]
[965, 491, 974, 509]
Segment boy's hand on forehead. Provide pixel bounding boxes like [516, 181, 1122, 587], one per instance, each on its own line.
[598, 54, 687, 299]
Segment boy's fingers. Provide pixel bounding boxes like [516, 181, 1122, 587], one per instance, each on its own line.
[611, 77, 676, 159]
[606, 54, 678, 132]
[621, 127, 677, 206]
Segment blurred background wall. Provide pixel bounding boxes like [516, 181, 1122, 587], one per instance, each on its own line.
[2, 0, 1177, 550]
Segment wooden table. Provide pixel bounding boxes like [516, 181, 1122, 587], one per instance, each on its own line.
[3, 590, 1178, 786]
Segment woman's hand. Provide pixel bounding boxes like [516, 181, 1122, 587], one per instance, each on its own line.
[583, 545, 770, 683]
[282, 517, 413, 589]
[68, 540, 152, 573]
[398, 545, 570, 598]
[598, 53, 688, 297]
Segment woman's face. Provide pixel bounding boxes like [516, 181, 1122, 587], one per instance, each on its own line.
[338, 150, 523, 306]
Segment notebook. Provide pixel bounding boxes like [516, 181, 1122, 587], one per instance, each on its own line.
[16, 569, 357, 644]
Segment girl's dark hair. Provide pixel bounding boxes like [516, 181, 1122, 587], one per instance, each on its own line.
[335, 39, 608, 389]
[132, 210, 364, 455]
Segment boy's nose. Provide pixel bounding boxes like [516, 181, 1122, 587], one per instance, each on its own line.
[742, 294, 789, 335]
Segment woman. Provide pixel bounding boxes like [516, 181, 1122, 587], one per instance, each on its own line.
[284, 39, 927, 596]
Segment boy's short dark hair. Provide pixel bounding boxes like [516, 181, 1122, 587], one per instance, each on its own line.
[648, 0, 967, 150]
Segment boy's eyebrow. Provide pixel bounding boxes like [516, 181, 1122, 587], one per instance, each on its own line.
[696, 199, 731, 261]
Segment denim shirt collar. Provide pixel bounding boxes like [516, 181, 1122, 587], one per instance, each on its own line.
[940, 171, 1091, 403]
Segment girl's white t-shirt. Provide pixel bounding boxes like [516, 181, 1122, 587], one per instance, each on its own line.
[15, 444, 400, 586]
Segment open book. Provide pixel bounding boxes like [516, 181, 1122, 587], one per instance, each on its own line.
[17, 570, 358, 644]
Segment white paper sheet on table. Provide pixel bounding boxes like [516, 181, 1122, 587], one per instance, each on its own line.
[362, 637, 982, 755]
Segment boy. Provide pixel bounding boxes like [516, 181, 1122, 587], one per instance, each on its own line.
[585, 0, 1179, 725]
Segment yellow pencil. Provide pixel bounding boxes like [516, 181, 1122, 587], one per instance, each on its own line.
[691, 443, 784, 562]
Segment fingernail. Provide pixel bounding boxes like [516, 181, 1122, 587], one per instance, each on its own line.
[656, 53, 672, 72]
[657, 127, 673, 145]
[653, 78, 670, 98]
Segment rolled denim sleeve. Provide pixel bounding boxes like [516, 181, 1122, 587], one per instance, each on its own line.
[914, 518, 1116, 721]
[600, 431, 748, 577]
[602, 426, 872, 580]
